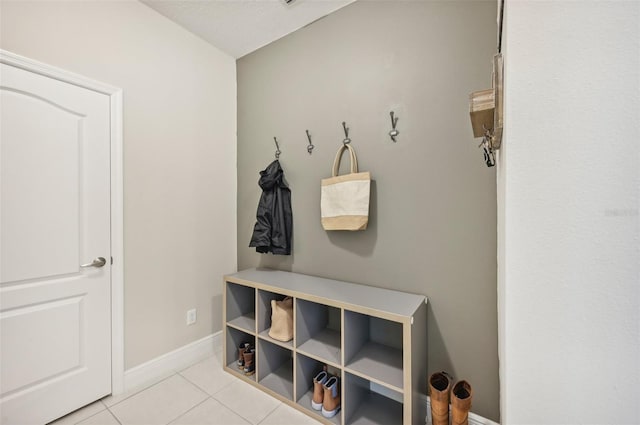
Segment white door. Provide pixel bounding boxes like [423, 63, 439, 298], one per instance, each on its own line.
[0, 62, 112, 424]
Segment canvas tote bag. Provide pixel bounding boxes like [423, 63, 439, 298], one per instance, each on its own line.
[321, 144, 371, 231]
[268, 297, 293, 342]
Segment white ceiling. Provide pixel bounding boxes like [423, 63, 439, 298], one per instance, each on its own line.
[142, 0, 355, 59]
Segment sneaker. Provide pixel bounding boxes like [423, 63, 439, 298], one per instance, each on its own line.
[311, 371, 328, 410]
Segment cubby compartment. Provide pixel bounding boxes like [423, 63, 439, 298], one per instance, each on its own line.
[257, 289, 293, 349]
[295, 353, 342, 425]
[296, 299, 341, 366]
[344, 373, 403, 425]
[225, 327, 256, 381]
[226, 282, 255, 333]
[344, 312, 403, 391]
[258, 339, 294, 401]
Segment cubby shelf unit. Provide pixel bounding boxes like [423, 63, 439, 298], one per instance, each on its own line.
[222, 268, 427, 425]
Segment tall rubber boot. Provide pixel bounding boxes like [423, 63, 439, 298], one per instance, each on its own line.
[451, 380, 473, 425]
[429, 372, 451, 425]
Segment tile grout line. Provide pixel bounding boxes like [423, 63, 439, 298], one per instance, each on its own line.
[105, 408, 123, 425]
[217, 366, 320, 425]
[213, 396, 253, 425]
[178, 355, 261, 424]
[174, 370, 210, 395]
[200, 395, 255, 425]
[69, 405, 109, 425]
[210, 380, 281, 425]
[211, 395, 258, 425]
[104, 403, 122, 425]
[171, 374, 214, 423]
[144, 373, 210, 425]
[106, 372, 201, 425]
[65, 355, 225, 425]
[177, 364, 237, 399]
[254, 403, 282, 425]
[165, 397, 212, 425]
[103, 372, 177, 409]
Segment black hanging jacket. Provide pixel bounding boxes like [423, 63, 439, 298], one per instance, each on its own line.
[249, 160, 292, 255]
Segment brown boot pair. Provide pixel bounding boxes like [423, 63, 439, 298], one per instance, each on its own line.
[429, 372, 473, 425]
[311, 371, 340, 418]
[237, 343, 255, 376]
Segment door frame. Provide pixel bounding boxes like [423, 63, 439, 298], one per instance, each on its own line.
[0, 49, 125, 394]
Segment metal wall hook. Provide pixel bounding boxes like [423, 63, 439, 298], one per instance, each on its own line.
[273, 137, 281, 159]
[389, 111, 399, 142]
[342, 121, 351, 145]
[305, 130, 314, 154]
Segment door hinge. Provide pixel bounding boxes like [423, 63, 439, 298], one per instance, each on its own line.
[111, 256, 114, 265]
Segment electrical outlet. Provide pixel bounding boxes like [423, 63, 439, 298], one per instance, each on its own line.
[186, 308, 197, 325]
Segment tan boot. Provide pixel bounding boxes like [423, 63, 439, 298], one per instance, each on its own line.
[451, 380, 473, 425]
[311, 371, 328, 410]
[321, 376, 340, 418]
[242, 347, 255, 376]
[429, 372, 451, 425]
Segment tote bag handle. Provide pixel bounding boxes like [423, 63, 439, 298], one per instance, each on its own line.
[331, 144, 359, 177]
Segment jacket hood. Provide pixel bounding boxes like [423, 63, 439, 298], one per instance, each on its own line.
[258, 160, 287, 191]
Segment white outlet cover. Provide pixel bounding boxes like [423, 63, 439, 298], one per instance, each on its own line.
[187, 309, 197, 325]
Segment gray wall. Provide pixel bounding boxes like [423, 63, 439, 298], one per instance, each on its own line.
[237, 1, 498, 420]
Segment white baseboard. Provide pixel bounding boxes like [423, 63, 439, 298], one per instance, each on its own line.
[122, 331, 222, 393]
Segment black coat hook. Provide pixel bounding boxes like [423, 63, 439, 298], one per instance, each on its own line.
[389, 111, 399, 142]
[273, 137, 281, 159]
[342, 121, 351, 145]
[306, 130, 314, 154]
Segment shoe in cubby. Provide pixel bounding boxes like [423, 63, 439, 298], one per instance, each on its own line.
[225, 327, 256, 381]
[322, 376, 341, 418]
[312, 370, 328, 410]
[295, 353, 342, 425]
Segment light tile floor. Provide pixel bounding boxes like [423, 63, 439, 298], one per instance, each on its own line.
[50, 350, 319, 425]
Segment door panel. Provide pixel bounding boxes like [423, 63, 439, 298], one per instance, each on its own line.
[0, 62, 112, 424]
[1, 295, 84, 394]
[1, 88, 81, 282]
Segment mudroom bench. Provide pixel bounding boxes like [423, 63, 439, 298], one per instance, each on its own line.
[222, 268, 428, 425]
